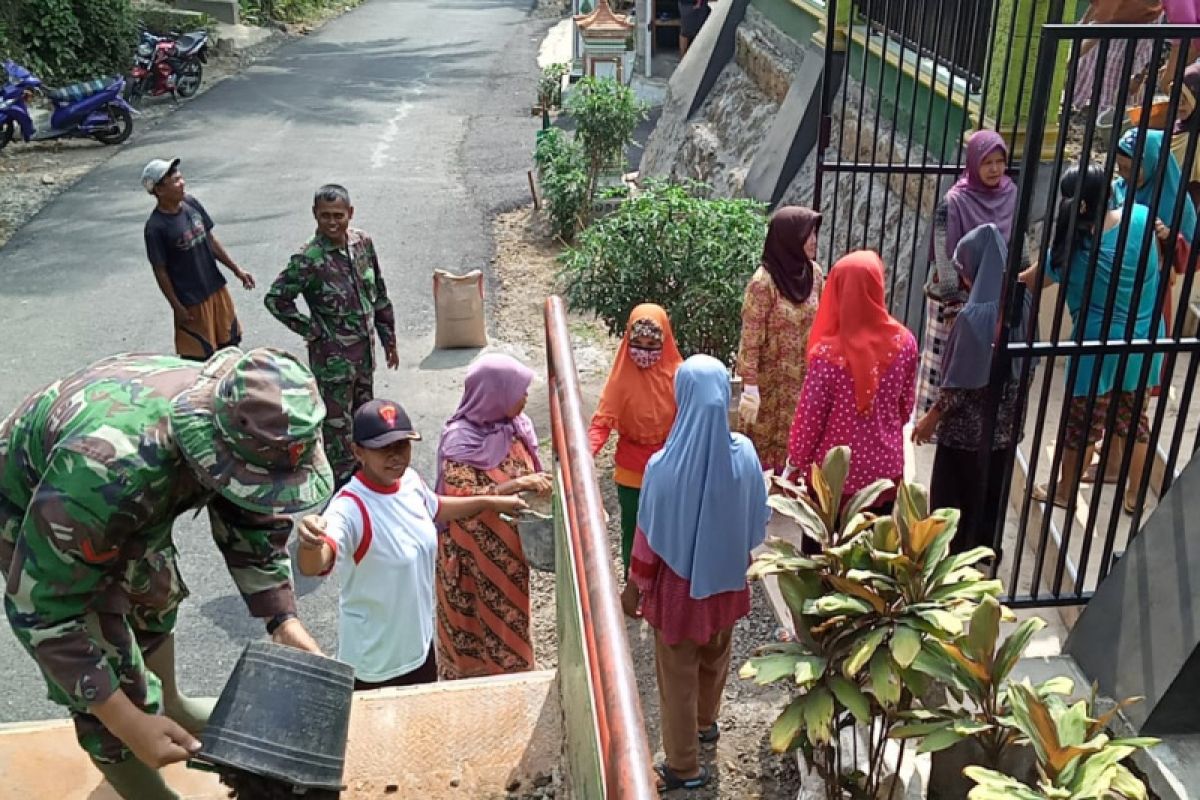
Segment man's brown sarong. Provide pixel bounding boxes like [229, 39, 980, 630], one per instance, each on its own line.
[174, 286, 241, 361]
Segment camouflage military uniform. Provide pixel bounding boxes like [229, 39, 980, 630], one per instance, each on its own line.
[264, 229, 397, 484]
[0, 350, 331, 765]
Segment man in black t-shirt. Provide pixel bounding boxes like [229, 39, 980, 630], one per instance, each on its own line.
[142, 158, 256, 361]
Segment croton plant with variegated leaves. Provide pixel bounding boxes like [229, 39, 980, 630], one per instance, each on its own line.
[741, 446, 1003, 798]
[963, 681, 1158, 799]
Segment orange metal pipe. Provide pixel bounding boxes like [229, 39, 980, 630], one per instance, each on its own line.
[544, 295, 657, 799]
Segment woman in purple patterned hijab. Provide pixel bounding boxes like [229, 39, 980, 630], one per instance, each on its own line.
[435, 353, 551, 679]
[437, 353, 543, 490]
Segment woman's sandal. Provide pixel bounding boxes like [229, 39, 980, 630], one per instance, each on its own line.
[698, 723, 720, 744]
[655, 763, 710, 792]
[1032, 484, 1073, 510]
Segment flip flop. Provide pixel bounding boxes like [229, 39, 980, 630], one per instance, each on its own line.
[655, 763, 710, 792]
[698, 723, 720, 744]
[1032, 484, 1072, 510]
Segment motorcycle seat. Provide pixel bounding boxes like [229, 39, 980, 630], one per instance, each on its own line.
[45, 78, 110, 103]
[174, 32, 206, 52]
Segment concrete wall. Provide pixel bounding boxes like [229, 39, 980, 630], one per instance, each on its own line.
[174, 0, 238, 24]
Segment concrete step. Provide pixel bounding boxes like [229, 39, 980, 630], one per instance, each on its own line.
[173, 0, 238, 25]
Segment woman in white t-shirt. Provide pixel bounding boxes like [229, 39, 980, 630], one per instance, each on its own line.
[295, 398, 526, 690]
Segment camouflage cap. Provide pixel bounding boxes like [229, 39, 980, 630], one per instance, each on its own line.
[170, 347, 334, 514]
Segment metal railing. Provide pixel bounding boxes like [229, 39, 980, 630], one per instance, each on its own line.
[545, 295, 656, 799]
[859, 0, 994, 89]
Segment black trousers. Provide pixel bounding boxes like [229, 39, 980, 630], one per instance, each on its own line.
[929, 445, 1009, 559]
[353, 643, 438, 691]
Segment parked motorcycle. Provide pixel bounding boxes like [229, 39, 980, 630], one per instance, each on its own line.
[0, 61, 135, 150]
[126, 28, 209, 106]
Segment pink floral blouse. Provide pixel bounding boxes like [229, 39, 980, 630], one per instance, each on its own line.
[787, 334, 918, 502]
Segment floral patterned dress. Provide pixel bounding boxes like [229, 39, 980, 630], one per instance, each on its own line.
[435, 440, 536, 680]
[735, 265, 824, 472]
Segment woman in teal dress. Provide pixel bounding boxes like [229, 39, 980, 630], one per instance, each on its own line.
[1022, 163, 1166, 514]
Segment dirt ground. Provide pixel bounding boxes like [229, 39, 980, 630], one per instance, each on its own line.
[491, 206, 801, 798]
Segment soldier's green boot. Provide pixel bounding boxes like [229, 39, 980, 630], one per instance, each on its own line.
[95, 758, 181, 800]
[143, 634, 216, 734]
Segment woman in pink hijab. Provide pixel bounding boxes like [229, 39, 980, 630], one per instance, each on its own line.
[435, 354, 552, 679]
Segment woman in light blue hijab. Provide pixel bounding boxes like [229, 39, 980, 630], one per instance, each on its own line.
[1114, 128, 1198, 244]
[622, 354, 769, 791]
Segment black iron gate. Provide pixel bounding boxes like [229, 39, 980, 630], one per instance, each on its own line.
[814, 0, 1200, 607]
[989, 22, 1200, 607]
[813, 0, 1049, 325]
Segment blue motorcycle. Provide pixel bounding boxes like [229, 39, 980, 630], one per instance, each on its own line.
[0, 61, 135, 150]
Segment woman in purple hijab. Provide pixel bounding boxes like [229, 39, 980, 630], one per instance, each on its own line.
[914, 130, 1019, 428]
[435, 353, 552, 679]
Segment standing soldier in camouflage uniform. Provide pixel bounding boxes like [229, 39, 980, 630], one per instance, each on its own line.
[0, 347, 333, 800]
[265, 184, 399, 487]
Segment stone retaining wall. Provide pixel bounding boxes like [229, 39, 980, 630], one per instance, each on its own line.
[641, 6, 940, 314]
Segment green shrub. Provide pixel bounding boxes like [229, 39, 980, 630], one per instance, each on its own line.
[17, 0, 83, 81]
[564, 76, 648, 217]
[558, 180, 767, 363]
[535, 128, 590, 243]
[75, 0, 139, 77]
[13, 0, 137, 83]
[0, 2, 17, 60]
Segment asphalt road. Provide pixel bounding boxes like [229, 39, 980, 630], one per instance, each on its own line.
[0, 0, 551, 722]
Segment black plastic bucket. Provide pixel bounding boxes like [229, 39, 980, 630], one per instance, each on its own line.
[194, 641, 355, 791]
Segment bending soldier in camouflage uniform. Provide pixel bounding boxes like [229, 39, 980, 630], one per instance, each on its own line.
[0, 347, 333, 800]
[265, 184, 398, 486]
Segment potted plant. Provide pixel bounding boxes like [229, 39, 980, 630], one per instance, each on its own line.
[964, 681, 1159, 799]
[741, 446, 1003, 798]
[890, 594, 1071, 797]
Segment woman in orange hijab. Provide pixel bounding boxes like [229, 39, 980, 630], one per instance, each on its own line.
[787, 252, 918, 512]
[590, 304, 684, 574]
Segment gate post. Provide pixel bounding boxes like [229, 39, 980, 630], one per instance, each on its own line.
[981, 0, 1078, 158]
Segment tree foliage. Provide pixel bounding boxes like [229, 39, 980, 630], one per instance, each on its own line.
[6, 0, 137, 84]
[563, 76, 647, 208]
